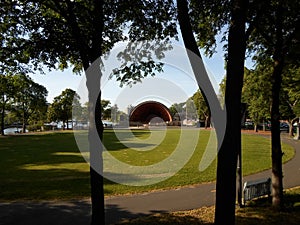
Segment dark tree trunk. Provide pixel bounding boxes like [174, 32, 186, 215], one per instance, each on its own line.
[288, 118, 297, 137]
[215, 0, 248, 224]
[1, 99, 5, 135]
[177, 0, 212, 115]
[63, 0, 105, 222]
[22, 107, 26, 133]
[270, 63, 284, 207]
[89, 90, 105, 225]
[204, 115, 210, 129]
[87, 1, 105, 223]
[270, 4, 285, 210]
[177, 1, 246, 224]
[237, 152, 242, 207]
[271, 57, 284, 209]
[85, 58, 105, 225]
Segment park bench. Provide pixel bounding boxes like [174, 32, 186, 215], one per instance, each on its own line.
[243, 177, 271, 205]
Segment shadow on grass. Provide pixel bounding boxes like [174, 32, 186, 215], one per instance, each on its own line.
[103, 130, 155, 151]
[0, 132, 161, 200]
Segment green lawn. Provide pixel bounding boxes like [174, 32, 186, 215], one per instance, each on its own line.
[0, 129, 295, 200]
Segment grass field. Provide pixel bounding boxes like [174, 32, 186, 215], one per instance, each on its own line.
[0, 129, 295, 200]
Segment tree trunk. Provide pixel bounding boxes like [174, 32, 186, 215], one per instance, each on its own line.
[254, 124, 258, 132]
[177, 0, 247, 224]
[177, 0, 212, 116]
[88, 0, 105, 222]
[22, 107, 26, 133]
[85, 61, 105, 225]
[270, 4, 285, 210]
[1, 99, 5, 135]
[215, 0, 248, 224]
[270, 58, 284, 210]
[237, 151, 243, 207]
[288, 118, 297, 137]
[295, 121, 300, 140]
[90, 94, 105, 225]
[205, 115, 210, 129]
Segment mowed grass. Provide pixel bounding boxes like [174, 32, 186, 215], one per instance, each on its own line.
[0, 129, 295, 200]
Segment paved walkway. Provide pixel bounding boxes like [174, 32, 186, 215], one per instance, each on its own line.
[1, 135, 299, 225]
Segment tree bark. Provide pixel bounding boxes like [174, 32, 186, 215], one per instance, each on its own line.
[176, 0, 248, 224]
[270, 3, 284, 210]
[22, 105, 26, 133]
[215, 0, 248, 224]
[271, 57, 284, 209]
[1, 97, 5, 135]
[84, 57, 105, 225]
[177, 0, 212, 115]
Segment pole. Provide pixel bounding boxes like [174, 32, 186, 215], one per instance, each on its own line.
[237, 150, 243, 207]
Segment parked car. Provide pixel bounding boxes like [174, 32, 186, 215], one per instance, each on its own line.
[4, 127, 28, 135]
[243, 121, 254, 130]
[280, 122, 289, 133]
[102, 120, 114, 128]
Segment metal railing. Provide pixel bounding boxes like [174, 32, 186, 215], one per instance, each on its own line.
[243, 177, 271, 205]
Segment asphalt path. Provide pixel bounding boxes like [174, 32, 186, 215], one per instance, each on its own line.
[1, 134, 299, 225]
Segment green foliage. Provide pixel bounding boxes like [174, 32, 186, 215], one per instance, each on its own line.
[282, 65, 300, 118]
[0, 74, 15, 134]
[247, 0, 300, 64]
[0, 0, 178, 75]
[100, 99, 111, 120]
[48, 88, 81, 129]
[192, 90, 209, 121]
[241, 63, 300, 124]
[190, 0, 231, 57]
[9, 73, 48, 132]
[242, 67, 272, 124]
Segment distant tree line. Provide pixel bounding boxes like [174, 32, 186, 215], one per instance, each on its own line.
[0, 73, 48, 134]
[0, 75, 125, 134]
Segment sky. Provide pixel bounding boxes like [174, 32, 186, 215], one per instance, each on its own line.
[29, 34, 254, 112]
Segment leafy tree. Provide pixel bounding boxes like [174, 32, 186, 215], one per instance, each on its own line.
[192, 90, 210, 128]
[0, 74, 14, 135]
[282, 65, 300, 136]
[101, 99, 111, 120]
[242, 63, 300, 134]
[11, 73, 48, 133]
[48, 88, 80, 130]
[189, 0, 299, 215]
[178, 0, 250, 223]
[242, 67, 272, 131]
[111, 104, 120, 123]
[247, 0, 300, 209]
[185, 98, 197, 121]
[1, 1, 177, 223]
